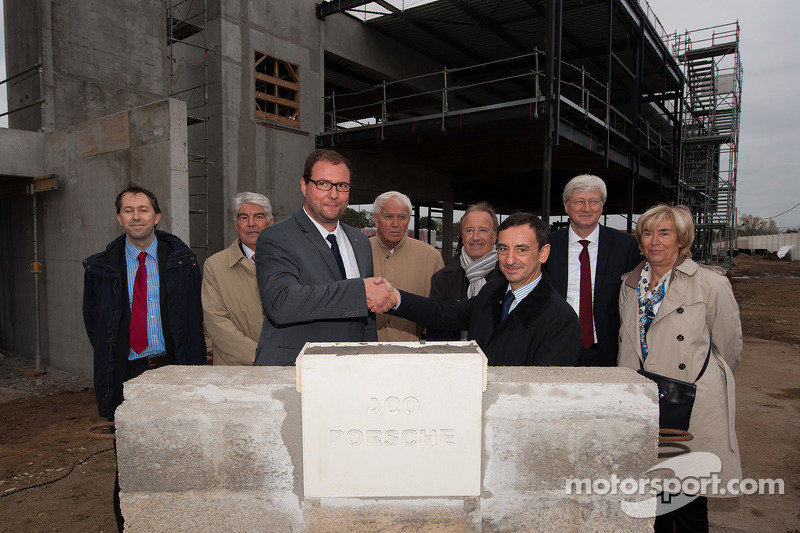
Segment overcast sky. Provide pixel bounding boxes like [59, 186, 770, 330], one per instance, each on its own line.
[647, 0, 800, 228]
[1, 1, 798, 227]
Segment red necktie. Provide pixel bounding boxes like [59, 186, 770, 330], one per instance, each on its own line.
[579, 240, 594, 349]
[130, 251, 149, 354]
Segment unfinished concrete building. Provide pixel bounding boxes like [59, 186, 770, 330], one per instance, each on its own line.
[0, 0, 739, 377]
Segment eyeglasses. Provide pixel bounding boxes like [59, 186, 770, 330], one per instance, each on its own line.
[307, 178, 351, 192]
[569, 199, 603, 207]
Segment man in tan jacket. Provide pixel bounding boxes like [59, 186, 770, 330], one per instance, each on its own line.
[370, 191, 444, 341]
[202, 192, 273, 365]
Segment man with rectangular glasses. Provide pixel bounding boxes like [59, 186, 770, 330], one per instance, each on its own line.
[253, 149, 396, 365]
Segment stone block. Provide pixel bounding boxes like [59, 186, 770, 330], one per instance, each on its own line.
[115, 366, 302, 494]
[298, 342, 486, 498]
[115, 355, 659, 532]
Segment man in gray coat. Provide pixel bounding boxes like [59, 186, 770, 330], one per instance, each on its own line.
[254, 149, 395, 365]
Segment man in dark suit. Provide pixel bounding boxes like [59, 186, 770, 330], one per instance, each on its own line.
[543, 174, 640, 367]
[254, 149, 395, 366]
[428, 201, 504, 340]
[384, 212, 580, 366]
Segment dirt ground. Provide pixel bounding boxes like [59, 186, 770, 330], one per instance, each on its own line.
[0, 252, 799, 532]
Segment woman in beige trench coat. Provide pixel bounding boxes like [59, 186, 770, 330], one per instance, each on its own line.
[618, 204, 742, 532]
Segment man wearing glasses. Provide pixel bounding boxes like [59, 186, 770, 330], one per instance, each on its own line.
[544, 174, 640, 367]
[253, 149, 396, 366]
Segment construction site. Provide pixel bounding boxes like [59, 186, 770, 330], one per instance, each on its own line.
[5, 4, 800, 533]
[0, 0, 741, 378]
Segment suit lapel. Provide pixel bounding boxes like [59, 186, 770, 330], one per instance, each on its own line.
[550, 230, 569, 294]
[595, 226, 610, 296]
[295, 209, 344, 280]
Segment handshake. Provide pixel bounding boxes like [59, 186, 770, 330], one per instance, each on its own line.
[363, 277, 400, 314]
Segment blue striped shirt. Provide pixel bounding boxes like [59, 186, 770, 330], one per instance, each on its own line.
[505, 273, 542, 315]
[125, 239, 166, 359]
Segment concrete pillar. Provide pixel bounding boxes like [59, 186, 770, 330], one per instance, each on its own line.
[115, 365, 658, 532]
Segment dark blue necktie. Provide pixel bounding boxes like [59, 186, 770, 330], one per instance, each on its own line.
[500, 290, 515, 321]
[326, 234, 347, 279]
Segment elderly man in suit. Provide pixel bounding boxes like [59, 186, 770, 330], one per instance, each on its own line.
[202, 192, 273, 366]
[253, 149, 395, 366]
[428, 201, 503, 340]
[384, 212, 580, 367]
[543, 174, 640, 366]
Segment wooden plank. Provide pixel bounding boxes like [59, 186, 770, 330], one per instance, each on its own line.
[284, 63, 299, 83]
[255, 109, 300, 127]
[255, 72, 299, 91]
[33, 174, 59, 193]
[255, 90, 300, 109]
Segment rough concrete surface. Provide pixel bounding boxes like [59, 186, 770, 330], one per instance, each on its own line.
[114, 365, 656, 532]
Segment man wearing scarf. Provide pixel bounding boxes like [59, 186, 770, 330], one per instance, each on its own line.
[429, 202, 503, 340]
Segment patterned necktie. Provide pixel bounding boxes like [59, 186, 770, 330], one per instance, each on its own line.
[500, 290, 515, 321]
[326, 234, 347, 279]
[130, 251, 149, 354]
[579, 239, 594, 349]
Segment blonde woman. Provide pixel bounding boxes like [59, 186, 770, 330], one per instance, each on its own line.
[618, 204, 742, 532]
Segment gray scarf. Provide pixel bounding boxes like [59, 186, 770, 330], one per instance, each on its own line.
[460, 250, 498, 298]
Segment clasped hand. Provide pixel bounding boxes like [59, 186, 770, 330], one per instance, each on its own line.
[364, 277, 400, 314]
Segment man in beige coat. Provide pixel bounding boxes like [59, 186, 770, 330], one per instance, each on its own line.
[202, 192, 273, 365]
[370, 191, 444, 341]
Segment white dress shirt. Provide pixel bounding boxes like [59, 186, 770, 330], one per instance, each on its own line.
[303, 207, 360, 278]
[566, 224, 600, 342]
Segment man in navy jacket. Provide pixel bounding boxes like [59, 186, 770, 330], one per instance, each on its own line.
[83, 184, 206, 531]
[388, 213, 580, 366]
[83, 184, 206, 420]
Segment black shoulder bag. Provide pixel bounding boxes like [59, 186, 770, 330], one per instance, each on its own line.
[637, 348, 711, 432]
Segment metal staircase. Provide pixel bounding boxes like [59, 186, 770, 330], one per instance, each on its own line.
[672, 23, 742, 267]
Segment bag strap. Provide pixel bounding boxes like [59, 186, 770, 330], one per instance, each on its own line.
[693, 346, 712, 384]
[639, 345, 712, 384]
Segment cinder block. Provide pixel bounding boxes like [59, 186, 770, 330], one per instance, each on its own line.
[121, 491, 303, 533]
[115, 362, 659, 532]
[115, 367, 302, 493]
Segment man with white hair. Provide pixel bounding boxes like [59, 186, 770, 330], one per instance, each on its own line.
[202, 192, 273, 365]
[544, 174, 640, 366]
[370, 191, 444, 341]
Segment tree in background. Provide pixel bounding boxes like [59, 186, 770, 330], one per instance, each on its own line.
[738, 214, 778, 236]
[341, 208, 373, 228]
[418, 215, 442, 233]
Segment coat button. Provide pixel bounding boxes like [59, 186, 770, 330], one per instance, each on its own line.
[677, 334, 684, 341]
[679, 363, 686, 370]
[677, 307, 684, 314]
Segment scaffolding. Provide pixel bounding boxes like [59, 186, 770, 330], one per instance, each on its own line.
[167, 0, 213, 261]
[672, 23, 742, 268]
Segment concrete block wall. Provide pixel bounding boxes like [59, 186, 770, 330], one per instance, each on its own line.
[116, 366, 659, 532]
